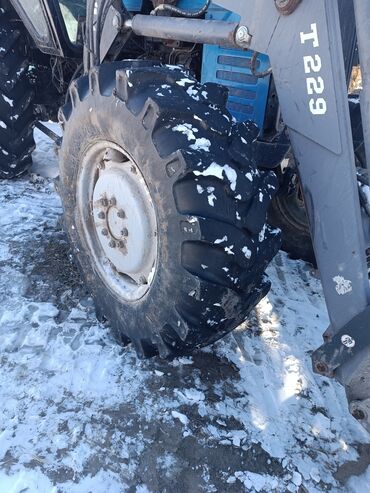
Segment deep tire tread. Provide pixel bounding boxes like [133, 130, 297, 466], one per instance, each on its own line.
[60, 61, 281, 357]
[0, 10, 36, 179]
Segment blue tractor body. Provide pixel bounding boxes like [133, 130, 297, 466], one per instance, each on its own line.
[122, 0, 271, 127]
[200, 5, 270, 128]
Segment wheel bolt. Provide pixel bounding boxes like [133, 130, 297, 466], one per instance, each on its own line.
[100, 198, 108, 207]
[109, 240, 116, 248]
[117, 240, 125, 248]
[315, 362, 328, 375]
[352, 408, 366, 421]
[109, 197, 117, 206]
[97, 211, 105, 219]
[121, 228, 128, 237]
[117, 209, 126, 219]
[101, 228, 109, 236]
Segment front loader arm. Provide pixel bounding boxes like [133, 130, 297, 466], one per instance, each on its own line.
[216, 0, 370, 429]
[224, 0, 370, 330]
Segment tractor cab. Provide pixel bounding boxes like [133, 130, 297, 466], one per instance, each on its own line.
[11, 0, 86, 55]
[59, 0, 86, 43]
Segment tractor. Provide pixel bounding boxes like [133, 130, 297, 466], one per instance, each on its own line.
[3, 0, 370, 433]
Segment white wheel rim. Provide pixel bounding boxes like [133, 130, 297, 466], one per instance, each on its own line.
[77, 142, 158, 301]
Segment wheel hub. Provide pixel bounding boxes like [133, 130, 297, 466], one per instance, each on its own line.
[78, 142, 158, 301]
[93, 161, 157, 285]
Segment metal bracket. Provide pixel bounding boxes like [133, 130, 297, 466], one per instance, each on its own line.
[99, 5, 123, 63]
[312, 304, 370, 377]
[85, 0, 131, 69]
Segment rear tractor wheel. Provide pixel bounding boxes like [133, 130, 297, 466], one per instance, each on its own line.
[59, 61, 281, 358]
[0, 9, 36, 178]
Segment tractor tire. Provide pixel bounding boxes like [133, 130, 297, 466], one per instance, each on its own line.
[0, 10, 36, 178]
[58, 61, 281, 358]
[268, 97, 364, 265]
[268, 153, 316, 264]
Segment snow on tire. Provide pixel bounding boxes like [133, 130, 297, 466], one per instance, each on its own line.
[58, 61, 281, 358]
[0, 9, 36, 178]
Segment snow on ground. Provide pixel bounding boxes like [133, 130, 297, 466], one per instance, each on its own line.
[0, 127, 370, 492]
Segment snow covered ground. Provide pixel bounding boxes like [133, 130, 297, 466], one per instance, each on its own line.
[0, 127, 370, 492]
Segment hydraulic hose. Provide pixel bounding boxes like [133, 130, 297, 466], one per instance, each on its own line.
[151, 0, 210, 18]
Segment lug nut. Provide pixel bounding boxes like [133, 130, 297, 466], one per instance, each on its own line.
[109, 197, 117, 206]
[97, 211, 105, 219]
[121, 228, 128, 237]
[117, 209, 126, 219]
[101, 228, 109, 236]
[100, 198, 108, 207]
[117, 240, 125, 248]
[109, 240, 117, 248]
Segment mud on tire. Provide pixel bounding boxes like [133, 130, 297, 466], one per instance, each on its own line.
[0, 8, 36, 178]
[59, 61, 281, 358]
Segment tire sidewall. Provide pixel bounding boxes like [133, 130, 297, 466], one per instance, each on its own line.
[59, 88, 200, 342]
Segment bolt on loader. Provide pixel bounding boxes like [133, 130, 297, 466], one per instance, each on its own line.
[2, 0, 370, 432]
